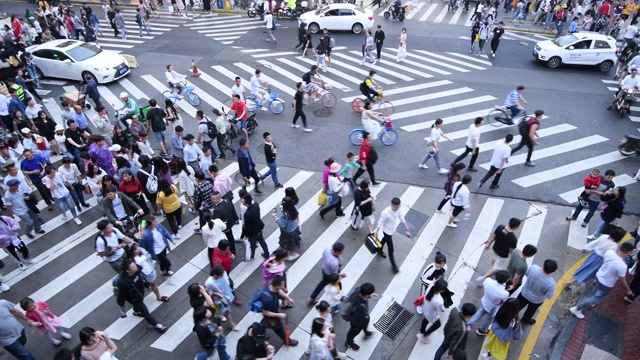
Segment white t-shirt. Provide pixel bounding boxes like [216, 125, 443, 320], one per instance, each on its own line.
[134, 248, 154, 276]
[429, 127, 443, 145]
[490, 141, 511, 169]
[41, 173, 70, 199]
[2, 173, 32, 194]
[151, 229, 167, 254]
[596, 249, 627, 288]
[421, 292, 445, 323]
[250, 75, 264, 95]
[58, 164, 81, 184]
[465, 124, 481, 148]
[95, 228, 125, 262]
[481, 278, 509, 311]
[230, 84, 245, 100]
[625, 24, 638, 39]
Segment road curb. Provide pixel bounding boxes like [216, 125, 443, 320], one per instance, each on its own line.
[503, 26, 555, 35]
[1, 0, 242, 15]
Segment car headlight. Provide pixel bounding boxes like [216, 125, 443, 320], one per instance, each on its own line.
[94, 67, 111, 72]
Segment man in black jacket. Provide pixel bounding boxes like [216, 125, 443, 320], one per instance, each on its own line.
[374, 25, 385, 60]
[433, 303, 477, 360]
[240, 194, 269, 260]
[212, 191, 237, 255]
[345, 282, 377, 350]
[259, 132, 283, 188]
[116, 258, 167, 333]
[237, 139, 262, 193]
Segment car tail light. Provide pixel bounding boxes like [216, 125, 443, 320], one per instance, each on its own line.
[368, 16, 373, 20]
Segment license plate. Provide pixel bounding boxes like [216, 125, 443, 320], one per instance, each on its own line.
[533, 49, 538, 55]
[119, 67, 127, 75]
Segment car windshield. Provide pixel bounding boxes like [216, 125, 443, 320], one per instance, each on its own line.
[66, 42, 102, 61]
[552, 34, 580, 47]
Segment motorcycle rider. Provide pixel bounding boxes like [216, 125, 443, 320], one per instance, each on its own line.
[117, 92, 141, 129]
[607, 68, 639, 111]
[614, 44, 640, 80]
[392, 0, 402, 18]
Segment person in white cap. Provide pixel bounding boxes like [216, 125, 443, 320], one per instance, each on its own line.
[20, 128, 50, 159]
[54, 125, 71, 159]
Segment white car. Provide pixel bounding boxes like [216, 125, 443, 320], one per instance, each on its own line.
[26, 39, 130, 84]
[532, 32, 616, 72]
[298, 4, 374, 34]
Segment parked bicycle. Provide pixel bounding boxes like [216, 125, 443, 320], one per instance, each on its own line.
[349, 117, 398, 146]
[246, 87, 285, 114]
[161, 80, 201, 107]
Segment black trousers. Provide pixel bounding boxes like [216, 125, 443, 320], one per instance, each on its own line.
[166, 207, 182, 235]
[32, 180, 52, 205]
[5, 241, 29, 263]
[156, 248, 171, 273]
[216, 132, 234, 157]
[224, 230, 236, 255]
[375, 41, 383, 59]
[353, 165, 376, 183]
[517, 293, 542, 321]
[437, 192, 451, 211]
[491, 38, 501, 53]
[309, 271, 333, 300]
[346, 323, 368, 345]
[419, 318, 441, 336]
[248, 231, 269, 259]
[379, 232, 398, 272]
[130, 300, 158, 326]
[479, 166, 503, 187]
[320, 197, 344, 217]
[292, 109, 307, 127]
[244, 168, 261, 190]
[452, 145, 479, 169]
[511, 137, 534, 162]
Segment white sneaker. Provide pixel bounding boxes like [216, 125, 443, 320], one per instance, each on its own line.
[174, 233, 181, 239]
[178, 225, 183, 229]
[336, 352, 347, 360]
[372, 60, 377, 65]
[52, 339, 61, 346]
[569, 306, 585, 319]
[360, 60, 365, 65]
[0, 283, 9, 292]
[303, 128, 313, 132]
[291, 124, 300, 128]
[481, 353, 491, 358]
[261, 107, 268, 111]
[74, 218, 82, 225]
[438, 169, 449, 174]
[286, 254, 301, 261]
[476, 276, 485, 287]
[62, 214, 68, 221]
[24, 258, 35, 265]
[435, 210, 444, 214]
[453, 218, 460, 223]
[586, 235, 596, 240]
[61, 332, 72, 340]
[446, 223, 458, 228]
[19, 263, 26, 270]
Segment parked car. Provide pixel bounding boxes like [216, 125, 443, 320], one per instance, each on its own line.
[298, 4, 374, 34]
[532, 32, 616, 72]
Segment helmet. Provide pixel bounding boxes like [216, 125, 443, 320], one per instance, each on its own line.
[120, 92, 129, 98]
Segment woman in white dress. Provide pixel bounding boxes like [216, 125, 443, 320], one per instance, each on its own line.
[397, 28, 407, 62]
[361, 100, 385, 140]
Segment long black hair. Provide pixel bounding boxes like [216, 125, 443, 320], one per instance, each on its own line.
[158, 178, 173, 196]
[281, 196, 299, 220]
[153, 155, 170, 174]
[426, 278, 448, 302]
[101, 175, 115, 193]
[176, 158, 191, 176]
[494, 298, 520, 329]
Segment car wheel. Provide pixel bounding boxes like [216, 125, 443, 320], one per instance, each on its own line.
[309, 23, 320, 33]
[598, 60, 614, 73]
[547, 56, 561, 69]
[352, 23, 363, 34]
[82, 71, 96, 83]
[35, 67, 45, 80]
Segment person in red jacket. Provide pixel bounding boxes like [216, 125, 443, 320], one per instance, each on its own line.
[212, 239, 234, 274]
[352, 131, 380, 186]
[118, 170, 150, 215]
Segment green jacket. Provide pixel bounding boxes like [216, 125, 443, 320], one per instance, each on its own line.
[338, 160, 361, 178]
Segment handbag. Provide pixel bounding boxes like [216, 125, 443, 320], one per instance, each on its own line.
[474, 33, 480, 42]
[318, 192, 328, 206]
[365, 233, 382, 254]
[327, 190, 340, 205]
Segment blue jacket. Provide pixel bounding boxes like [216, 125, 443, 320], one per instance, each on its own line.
[84, 80, 101, 100]
[9, 97, 26, 115]
[490, 319, 523, 343]
[237, 148, 255, 177]
[139, 224, 173, 260]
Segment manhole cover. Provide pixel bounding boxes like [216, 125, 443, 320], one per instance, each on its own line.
[256, 144, 264, 154]
[400, 209, 429, 239]
[313, 108, 333, 118]
[374, 301, 414, 340]
[585, 312, 622, 355]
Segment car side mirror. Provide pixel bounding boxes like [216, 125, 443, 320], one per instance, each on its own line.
[63, 59, 72, 63]
[568, 46, 574, 50]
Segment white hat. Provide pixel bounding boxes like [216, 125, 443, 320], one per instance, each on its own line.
[330, 162, 341, 173]
[55, 125, 64, 131]
[20, 128, 31, 134]
[108, 144, 122, 152]
[120, 92, 129, 98]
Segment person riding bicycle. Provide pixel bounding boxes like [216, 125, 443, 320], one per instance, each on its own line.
[302, 65, 322, 102]
[504, 85, 527, 122]
[359, 70, 383, 102]
[361, 100, 386, 140]
[250, 69, 269, 111]
[117, 92, 141, 129]
[102, 185, 145, 232]
[608, 68, 640, 110]
[165, 64, 186, 96]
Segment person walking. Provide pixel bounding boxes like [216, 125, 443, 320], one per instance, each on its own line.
[193, 171, 214, 233]
[292, 82, 312, 132]
[211, 191, 238, 255]
[58, 156, 90, 212]
[83, 74, 103, 109]
[116, 258, 168, 332]
[319, 163, 346, 219]
[79, 327, 118, 360]
[587, 186, 627, 240]
[477, 21, 491, 54]
[214, 110, 233, 158]
[432, 303, 477, 360]
[374, 25, 385, 61]
[506, 244, 538, 294]
[510, 110, 543, 166]
[447, 175, 472, 228]
[240, 193, 269, 260]
[19, 297, 72, 346]
[478, 134, 513, 190]
[451, 117, 482, 171]
[481, 298, 523, 359]
[277, 197, 302, 261]
[567, 169, 616, 228]
[3, 179, 45, 239]
[397, 28, 407, 62]
[344, 282, 377, 351]
[264, 11, 276, 43]
[361, 29, 376, 65]
[20, 149, 54, 211]
[352, 132, 380, 185]
[416, 279, 448, 343]
[0, 298, 39, 360]
[125, 242, 168, 302]
[95, 219, 134, 272]
[418, 119, 453, 174]
[308, 242, 346, 305]
[192, 306, 231, 360]
[155, 179, 182, 239]
[42, 166, 82, 225]
[491, 21, 505, 57]
[436, 163, 466, 213]
[259, 132, 283, 188]
[470, 21, 480, 53]
[254, 275, 299, 345]
[352, 179, 375, 233]
[0, 214, 35, 270]
[237, 139, 262, 193]
[146, 99, 168, 156]
[476, 218, 521, 285]
[114, 8, 126, 40]
[569, 242, 634, 319]
[139, 216, 176, 276]
[517, 259, 557, 325]
[468, 270, 510, 336]
[374, 197, 411, 273]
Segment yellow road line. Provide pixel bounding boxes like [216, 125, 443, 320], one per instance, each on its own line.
[517, 233, 632, 360]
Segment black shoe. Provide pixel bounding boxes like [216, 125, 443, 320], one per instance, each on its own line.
[489, 184, 500, 189]
[345, 341, 360, 350]
[607, 105, 612, 110]
[378, 251, 387, 258]
[371, 181, 381, 186]
[468, 167, 478, 172]
[336, 213, 345, 217]
[275, 183, 284, 188]
[26, 233, 34, 239]
[522, 318, 536, 325]
[37, 230, 45, 234]
[133, 311, 144, 317]
[364, 330, 373, 338]
[77, 206, 83, 212]
[392, 267, 400, 274]
[319, 212, 325, 220]
[81, 203, 91, 208]
[254, 187, 262, 194]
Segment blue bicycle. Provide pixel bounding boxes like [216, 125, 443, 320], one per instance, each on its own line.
[161, 81, 201, 107]
[349, 118, 398, 146]
[246, 87, 285, 114]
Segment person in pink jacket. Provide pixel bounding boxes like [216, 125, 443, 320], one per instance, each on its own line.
[20, 297, 71, 346]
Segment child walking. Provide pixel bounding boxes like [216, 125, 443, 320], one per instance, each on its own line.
[338, 152, 361, 195]
[20, 297, 72, 346]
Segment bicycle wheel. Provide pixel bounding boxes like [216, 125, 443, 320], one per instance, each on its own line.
[375, 101, 394, 116]
[269, 99, 285, 114]
[186, 92, 201, 107]
[161, 91, 172, 102]
[487, 109, 509, 127]
[247, 119, 258, 135]
[322, 93, 337, 108]
[224, 133, 233, 147]
[348, 129, 364, 146]
[380, 129, 398, 146]
[351, 98, 364, 113]
[246, 95, 256, 102]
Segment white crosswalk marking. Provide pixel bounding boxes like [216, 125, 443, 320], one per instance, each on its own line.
[433, 5, 450, 22]
[419, 3, 439, 21]
[341, 80, 452, 102]
[274, 58, 351, 91]
[405, 2, 425, 19]
[346, 51, 433, 78]
[140, 75, 198, 117]
[392, 95, 496, 121]
[449, 6, 465, 24]
[445, 51, 493, 66]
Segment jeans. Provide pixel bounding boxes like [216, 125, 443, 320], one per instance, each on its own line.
[434, 337, 452, 360]
[571, 199, 599, 223]
[468, 305, 495, 332]
[309, 271, 333, 300]
[139, 22, 151, 36]
[4, 329, 37, 360]
[247, 231, 269, 259]
[316, 53, 326, 69]
[479, 39, 487, 52]
[452, 145, 479, 169]
[379, 232, 398, 272]
[420, 150, 443, 170]
[362, 48, 376, 63]
[153, 131, 166, 147]
[261, 161, 279, 186]
[25, 65, 41, 88]
[196, 344, 230, 360]
[511, 137, 534, 162]
[517, 293, 542, 321]
[592, 218, 608, 237]
[576, 280, 612, 311]
[545, 12, 554, 28]
[480, 166, 503, 187]
[18, 210, 42, 234]
[69, 182, 87, 207]
[54, 193, 77, 217]
[93, 23, 103, 36]
[120, 26, 127, 39]
[267, 28, 276, 41]
[508, 105, 520, 119]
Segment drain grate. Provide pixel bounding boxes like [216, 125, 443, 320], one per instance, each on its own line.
[585, 312, 622, 355]
[374, 301, 414, 340]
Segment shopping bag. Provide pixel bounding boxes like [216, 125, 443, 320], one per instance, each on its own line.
[365, 233, 382, 254]
[350, 206, 362, 230]
[318, 192, 328, 206]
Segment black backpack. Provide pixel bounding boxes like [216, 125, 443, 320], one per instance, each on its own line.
[194, 322, 218, 348]
[368, 145, 378, 165]
[519, 118, 537, 136]
[204, 117, 218, 138]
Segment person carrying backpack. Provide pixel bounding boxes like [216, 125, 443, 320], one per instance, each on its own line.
[510, 109, 543, 167]
[249, 275, 299, 346]
[116, 258, 167, 332]
[344, 282, 377, 351]
[193, 306, 230, 360]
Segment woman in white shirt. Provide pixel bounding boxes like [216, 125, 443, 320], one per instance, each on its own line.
[447, 175, 472, 228]
[59, 156, 90, 212]
[176, 159, 196, 213]
[41, 166, 82, 225]
[416, 278, 447, 343]
[361, 100, 385, 140]
[418, 118, 453, 174]
[24, 98, 42, 122]
[125, 242, 169, 302]
[319, 162, 346, 219]
[201, 213, 227, 268]
[397, 28, 407, 62]
[308, 317, 335, 360]
[165, 64, 186, 95]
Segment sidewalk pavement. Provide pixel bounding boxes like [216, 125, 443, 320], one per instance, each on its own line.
[494, 11, 557, 35]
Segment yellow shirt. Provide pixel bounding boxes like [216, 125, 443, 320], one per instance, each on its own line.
[624, 3, 634, 15]
[156, 185, 181, 213]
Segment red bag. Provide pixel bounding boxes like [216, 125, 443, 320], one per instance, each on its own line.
[35, 137, 46, 151]
[413, 295, 425, 307]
